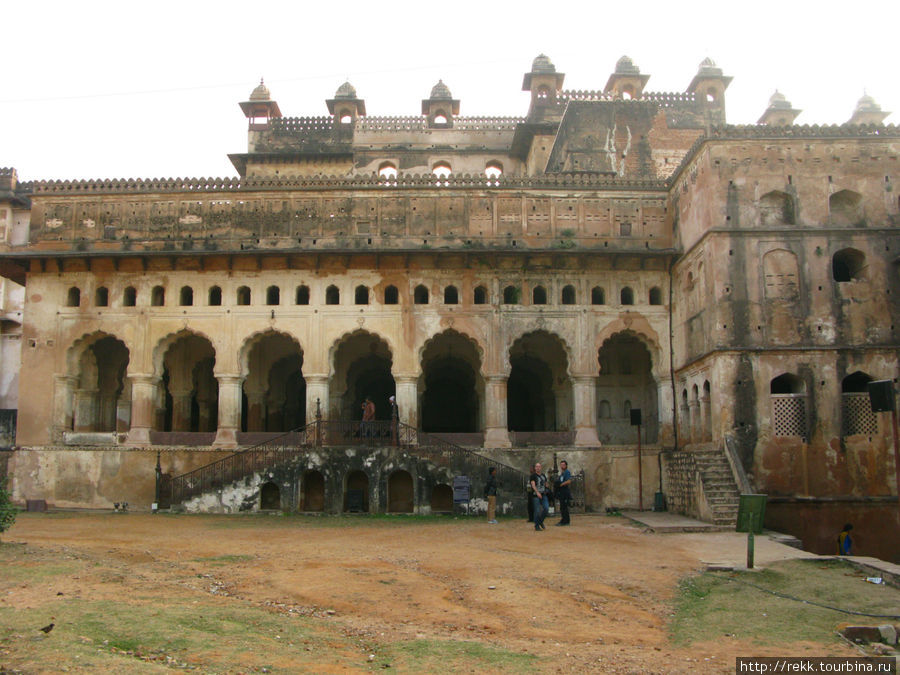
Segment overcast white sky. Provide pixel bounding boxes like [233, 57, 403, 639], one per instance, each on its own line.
[2, 0, 897, 181]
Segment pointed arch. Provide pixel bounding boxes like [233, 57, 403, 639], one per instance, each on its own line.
[419, 329, 486, 434]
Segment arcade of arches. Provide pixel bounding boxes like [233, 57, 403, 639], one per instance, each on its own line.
[60, 328, 663, 448]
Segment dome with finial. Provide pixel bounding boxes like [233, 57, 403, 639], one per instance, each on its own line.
[430, 80, 453, 99]
[531, 54, 556, 73]
[855, 93, 881, 112]
[335, 81, 358, 99]
[615, 55, 640, 74]
[249, 78, 271, 101]
[768, 90, 791, 109]
[696, 57, 724, 77]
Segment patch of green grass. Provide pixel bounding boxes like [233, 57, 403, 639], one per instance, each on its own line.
[0, 598, 362, 673]
[671, 558, 900, 647]
[383, 638, 540, 672]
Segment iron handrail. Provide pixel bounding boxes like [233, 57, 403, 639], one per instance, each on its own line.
[168, 419, 529, 505]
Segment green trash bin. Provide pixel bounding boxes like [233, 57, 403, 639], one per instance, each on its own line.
[735, 494, 767, 534]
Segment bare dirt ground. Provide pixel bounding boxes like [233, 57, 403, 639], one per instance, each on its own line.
[0, 512, 861, 673]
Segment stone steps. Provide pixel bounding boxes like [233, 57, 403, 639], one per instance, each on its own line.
[696, 451, 740, 527]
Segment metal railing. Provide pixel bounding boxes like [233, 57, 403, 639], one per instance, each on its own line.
[167, 419, 528, 505]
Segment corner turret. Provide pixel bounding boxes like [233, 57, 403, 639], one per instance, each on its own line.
[847, 93, 890, 125]
[522, 54, 565, 118]
[603, 56, 650, 99]
[421, 80, 460, 128]
[327, 81, 367, 124]
[686, 57, 731, 125]
[757, 90, 801, 126]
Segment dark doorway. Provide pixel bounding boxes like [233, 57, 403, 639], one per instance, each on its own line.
[420, 330, 483, 433]
[302, 470, 325, 511]
[387, 470, 414, 513]
[332, 332, 395, 422]
[430, 484, 453, 513]
[345, 470, 369, 512]
[507, 331, 570, 432]
[260, 482, 280, 510]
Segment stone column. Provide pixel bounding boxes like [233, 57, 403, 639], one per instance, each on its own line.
[52, 375, 77, 442]
[170, 388, 193, 432]
[305, 375, 329, 423]
[213, 375, 242, 448]
[126, 375, 157, 446]
[73, 388, 99, 432]
[572, 375, 601, 446]
[483, 375, 511, 448]
[244, 386, 266, 432]
[115, 396, 131, 433]
[395, 375, 418, 429]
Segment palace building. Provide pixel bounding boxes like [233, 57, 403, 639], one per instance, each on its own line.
[1, 55, 897, 557]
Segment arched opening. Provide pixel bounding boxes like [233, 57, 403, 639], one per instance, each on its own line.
[532, 285, 547, 305]
[295, 285, 310, 305]
[842, 371, 877, 437]
[302, 470, 325, 512]
[331, 331, 394, 423]
[241, 331, 305, 433]
[420, 330, 483, 434]
[771, 373, 807, 439]
[156, 332, 217, 432]
[432, 162, 451, 178]
[620, 287, 634, 305]
[151, 286, 165, 307]
[414, 285, 429, 304]
[95, 287, 109, 307]
[66, 287, 81, 307]
[123, 287, 137, 307]
[596, 332, 658, 443]
[384, 285, 399, 304]
[179, 286, 193, 307]
[649, 287, 663, 305]
[473, 285, 487, 305]
[503, 286, 519, 305]
[260, 482, 280, 510]
[430, 484, 453, 513]
[485, 161, 503, 180]
[507, 331, 571, 433]
[591, 286, 605, 305]
[387, 470, 414, 513]
[266, 286, 280, 306]
[561, 285, 576, 305]
[832, 248, 866, 282]
[378, 162, 398, 180]
[68, 334, 131, 433]
[344, 470, 369, 512]
[208, 286, 222, 306]
[830, 189, 863, 225]
[236, 286, 251, 305]
[433, 114, 449, 126]
[443, 285, 458, 304]
[339, 113, 352, 124]
[355, 285, 369, 305]
[326, 285, 340, 305]
[760, 190, 794, 226]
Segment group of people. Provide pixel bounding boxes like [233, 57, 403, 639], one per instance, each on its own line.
[482, 460, 574, 529]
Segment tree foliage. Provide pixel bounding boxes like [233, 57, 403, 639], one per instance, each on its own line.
[0, 477, 17, 538]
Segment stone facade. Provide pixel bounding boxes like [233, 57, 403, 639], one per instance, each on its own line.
[0, 56, 897, 546]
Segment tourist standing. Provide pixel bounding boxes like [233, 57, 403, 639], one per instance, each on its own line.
[530, 462, 548, 531]
[360, 397, 375, 439]
[389, 395, 399, 445]
[484, 467, 498, 524]
[556, 460, 573, 526]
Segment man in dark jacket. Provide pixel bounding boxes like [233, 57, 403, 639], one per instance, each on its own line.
[556, 460, 573, 526]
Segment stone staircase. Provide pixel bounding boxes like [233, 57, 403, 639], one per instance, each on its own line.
[693, 451, 740, 526]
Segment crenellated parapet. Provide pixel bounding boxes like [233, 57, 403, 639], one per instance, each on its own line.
[30, 172, 666, 196]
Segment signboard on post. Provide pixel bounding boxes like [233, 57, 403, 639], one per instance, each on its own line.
[452, 475, 471, 504]
[735, 494, 767, 534]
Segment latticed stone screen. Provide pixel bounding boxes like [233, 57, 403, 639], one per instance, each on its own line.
[842, 393, 879, 437]
[772, 394, 807, 439]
